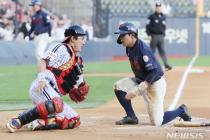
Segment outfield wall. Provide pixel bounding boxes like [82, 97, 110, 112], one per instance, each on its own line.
[0, 17, 210, 65]
[200, 17, 210, 55]
[109, 17, 210, 56]
[0, 41, 36, 65]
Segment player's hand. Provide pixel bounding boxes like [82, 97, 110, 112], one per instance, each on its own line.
[36, 80, 48, 93]
[137, 81, 149, 96]
[125, 81, 149, 100]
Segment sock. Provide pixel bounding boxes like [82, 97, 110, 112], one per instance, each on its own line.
[162, 107, 184, 125]
[115, 90, 136, 118]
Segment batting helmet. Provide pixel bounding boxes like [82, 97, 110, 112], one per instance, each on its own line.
[63, 25, 86, 43]
[29, 0, 42, 6]
[114, 22, 138, 44]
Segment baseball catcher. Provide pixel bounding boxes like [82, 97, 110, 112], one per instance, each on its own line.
[6, 24, 89, 132]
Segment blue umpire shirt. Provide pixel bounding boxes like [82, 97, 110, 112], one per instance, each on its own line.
[126, 39, 163, 84]
[29, 9, 51, 36]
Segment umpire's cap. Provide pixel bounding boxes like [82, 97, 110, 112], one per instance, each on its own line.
[29, 0, 42, 6]
[63, 25, 86, 42]
[114, 22, 138, 44]
[155, 2, 161, 7]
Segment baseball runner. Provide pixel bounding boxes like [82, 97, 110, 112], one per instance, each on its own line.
[6, 24, 89, 132]
[29, 0, 52, 62]
[114, 22, 191, 126]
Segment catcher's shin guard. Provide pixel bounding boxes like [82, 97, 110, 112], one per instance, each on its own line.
[32, 115, 81, 131]
[18, 97, 63, 126]
[57, 115, 81, 129]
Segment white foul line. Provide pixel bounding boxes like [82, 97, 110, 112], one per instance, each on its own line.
[167, 55, 198, 111]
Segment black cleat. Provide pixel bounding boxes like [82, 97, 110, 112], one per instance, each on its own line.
[115, 116, 139, 125]
[179, 104, 192, 121]
[165, 65, 172, 71]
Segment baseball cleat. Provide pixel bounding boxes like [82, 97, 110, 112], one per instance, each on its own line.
[165, 65, 172, 71]
[27, 119, 45, 131]
[6, 118, 21, 133]
[179, 104, 192, 121]
[115, 116, 139, 125]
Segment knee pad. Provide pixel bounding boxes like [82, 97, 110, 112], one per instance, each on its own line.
[113, 78, 132, 92]
[55, 115, 81, 129]
[37, 97, 64, 118]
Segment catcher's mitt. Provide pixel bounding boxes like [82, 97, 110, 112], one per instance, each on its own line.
[69, 82, 89, 103]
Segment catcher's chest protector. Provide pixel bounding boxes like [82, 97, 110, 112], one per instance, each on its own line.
[47, 44, 83, 94]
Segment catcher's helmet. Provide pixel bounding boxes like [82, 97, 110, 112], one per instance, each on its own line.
[63, 25, 86, 43]
[29, 0, 42, 6]
[114, 22, 138, 44]
[64, 25, 86, 37]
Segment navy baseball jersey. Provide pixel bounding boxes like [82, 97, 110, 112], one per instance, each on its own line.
[126, 39, 163, 84]
[29, 9, 51, 36]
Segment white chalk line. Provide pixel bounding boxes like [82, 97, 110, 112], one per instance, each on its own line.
[168, 55, 198, 111]
[113, 126, 210, 132]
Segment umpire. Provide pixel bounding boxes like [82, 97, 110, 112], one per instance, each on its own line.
[146, 2, 172, 71]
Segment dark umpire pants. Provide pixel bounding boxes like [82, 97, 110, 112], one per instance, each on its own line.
[150, 34, 169, 67]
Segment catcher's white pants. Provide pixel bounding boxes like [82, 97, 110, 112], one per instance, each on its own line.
[34, 33, 51, 62]
[29, 70, 78, 119]
[114, 77, 166, 126]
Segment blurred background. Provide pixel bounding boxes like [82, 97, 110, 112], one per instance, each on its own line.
[0, 0, 209, 64]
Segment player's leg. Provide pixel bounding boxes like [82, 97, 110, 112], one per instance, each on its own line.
[34, 35, 42, 61]
[150, 35, 158, 53]
[157, 36, 172, 70]
[28, 74, 80, 130]
[6, 97, 63, 133]
[142, 77, 166, 126]
[31, 102, 81, 131]
[34, 33, 49, 62]
[38, 33, 50, 58]
[142, 77, 191, 126]
[54, 102, 81, 129]
[6, 77, 63, 132]
[114, 77, 138, 125]
[162, 104, 192, 125]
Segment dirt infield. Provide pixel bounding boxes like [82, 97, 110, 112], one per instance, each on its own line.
[1, 66, 210, 140]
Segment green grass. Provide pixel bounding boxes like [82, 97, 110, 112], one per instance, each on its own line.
[0, 65, 36, 101]
[156, 56, 210, 67]
[0, 56, 209, 110]
[0, 64, 121, 110]
[85, 56, 210, 74]
[85, 61, 131, 73]
[194, 56, 210, 66]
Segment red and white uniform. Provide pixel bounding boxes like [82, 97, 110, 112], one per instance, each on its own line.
[29, 43, 83, 120]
